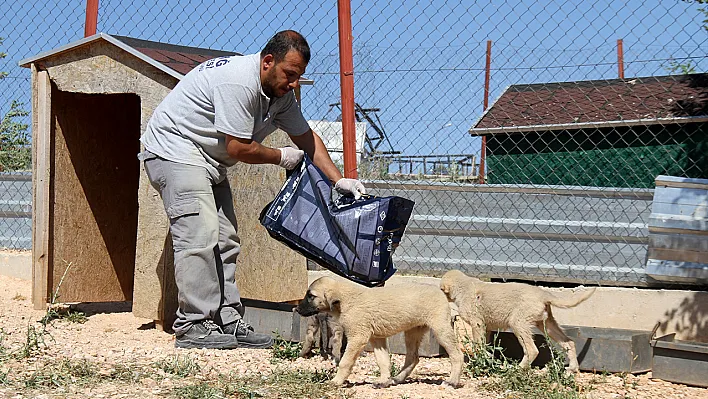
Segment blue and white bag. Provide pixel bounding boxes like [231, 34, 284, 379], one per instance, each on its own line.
[259, 154, 415, 287]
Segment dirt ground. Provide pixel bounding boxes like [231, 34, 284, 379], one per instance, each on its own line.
[0, 273, 707, 399]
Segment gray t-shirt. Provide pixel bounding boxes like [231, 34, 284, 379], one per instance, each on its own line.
[141, 52, 311, 179]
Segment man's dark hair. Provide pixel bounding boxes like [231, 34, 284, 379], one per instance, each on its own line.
[262, 30, 311, 64]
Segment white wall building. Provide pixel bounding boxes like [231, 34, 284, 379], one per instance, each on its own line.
[308, 120, 368, 166]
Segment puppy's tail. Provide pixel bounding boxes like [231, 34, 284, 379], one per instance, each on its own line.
[548, 287, 596, 308]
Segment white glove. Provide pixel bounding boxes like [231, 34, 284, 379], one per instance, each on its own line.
[334, 178, 367, 200]
[278, 147, 304, 170]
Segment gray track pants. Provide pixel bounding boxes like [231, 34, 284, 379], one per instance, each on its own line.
[142, 152, 244, 335]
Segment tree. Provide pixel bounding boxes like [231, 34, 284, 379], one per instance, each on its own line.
[0, 100, 31, 171]
[691, 0, 708, 31]
[0, 37, 31, 171]
[669, 0, 708, 74]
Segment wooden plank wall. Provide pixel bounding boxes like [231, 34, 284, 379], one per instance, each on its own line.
[31, 67, 52, 309]
[50, 90, 141, 302]
[230, 130, 308, 303]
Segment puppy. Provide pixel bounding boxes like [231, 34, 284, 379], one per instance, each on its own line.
[440, 269, 595, 372]
[300, 313, 346, 364]
[296, 276, 463, 388]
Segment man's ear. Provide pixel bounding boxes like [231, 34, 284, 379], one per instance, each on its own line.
[262, 53, 275, 70]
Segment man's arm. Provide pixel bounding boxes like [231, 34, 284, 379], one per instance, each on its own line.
[289, 129, 343, 184]
[225, 134, 282, 166]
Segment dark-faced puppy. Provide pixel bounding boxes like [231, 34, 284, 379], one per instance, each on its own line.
[297, 276, 463, 388]
[300, 313, 346, 364]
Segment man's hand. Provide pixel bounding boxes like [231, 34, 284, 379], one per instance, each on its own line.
[334, 178, 367, 200]
[278, 147, 304, 170]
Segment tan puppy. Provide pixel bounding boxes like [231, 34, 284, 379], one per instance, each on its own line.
[440, 269, 595, 372]
[296, 276, 463, 388]
[300, 313, 345, 364]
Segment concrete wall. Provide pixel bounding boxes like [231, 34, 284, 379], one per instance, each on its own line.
[0, 251, 31, 280]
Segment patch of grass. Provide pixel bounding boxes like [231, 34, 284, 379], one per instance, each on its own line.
[41, 307, 88, 325]
[155, 354, 201, 378]
[468, 333, 581, 399]
[270, 331, 302, 361]
[189, 368, 338, 399]
[0, 328, 8, 359]
[0, 330, 11, 385]
[172, 382, 227, 399]
[171, 373, 267, 399]
[23, 358, 97, 389]
[14, 323, 49, 360]
[106, 363, 144, 383]
[464, 336, 512, 378]
[248, 368, 336, 398]
[0, 368, 8, 385]
[65, 310, 88, 324]
[12, 293, 26, 301]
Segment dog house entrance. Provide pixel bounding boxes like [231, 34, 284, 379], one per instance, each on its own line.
[48, 88, 141, 303]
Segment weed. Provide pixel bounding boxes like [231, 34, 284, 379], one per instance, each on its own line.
[373, 355, 401, 377]
[12, 293, 25, 301]
[472, 331, 581, 399]
[246, 368, 336, 398]
[42, 307, 89, 325]
[65, 310, 88, 324]
[270, 331, 302, 361]
[14, 324, 48, 359]
[40, 261, 83, 327]
[155, 354, 201, 378]
[200, 368, 338, 399]
[391, 360, 401, 377]
[23, 358, 97, 389]
[172, 382, 226, 399]
[108, 362, 147, 383]
[0, 330, 9, 385]
[464, 336, 511, 378]
[0, 328, 8, 359]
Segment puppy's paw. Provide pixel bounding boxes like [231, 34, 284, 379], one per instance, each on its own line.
[331, 377, 346, 386]
[442, 380, 462, 389]
[373, 378, 393, 389]
[565, 365, 580, 373]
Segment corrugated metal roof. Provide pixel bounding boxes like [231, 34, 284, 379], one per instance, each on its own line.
[470, 74, 708, 134]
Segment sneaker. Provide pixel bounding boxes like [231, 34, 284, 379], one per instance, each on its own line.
[222, 319, 273, 349]
[175, 320, 239, 349]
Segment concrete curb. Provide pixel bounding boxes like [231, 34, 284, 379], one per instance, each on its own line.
[0, 250, 31, 280]
[2, 253, 705, 343]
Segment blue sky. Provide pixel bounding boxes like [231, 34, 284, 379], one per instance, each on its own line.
[1, 0, 706, 157]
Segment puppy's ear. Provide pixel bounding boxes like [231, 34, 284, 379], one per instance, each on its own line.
[440, 277, 453, 294]
[323, 288, 341, 311]
[440, 279, 456, 300]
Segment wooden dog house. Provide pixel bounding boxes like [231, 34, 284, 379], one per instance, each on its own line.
[20, 33, 310, 329]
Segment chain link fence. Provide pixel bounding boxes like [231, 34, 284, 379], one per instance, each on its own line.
[1, 0, 706, 285]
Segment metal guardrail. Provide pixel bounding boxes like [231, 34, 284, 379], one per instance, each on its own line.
[0, 172, 32, 250]
[368, 180, 655, 287]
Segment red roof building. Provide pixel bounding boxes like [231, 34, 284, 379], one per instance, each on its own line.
[468, 74, 707, 188]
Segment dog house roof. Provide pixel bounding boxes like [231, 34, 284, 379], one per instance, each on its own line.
[470, 73, 708, 135]
[19, 32, 314, 84]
